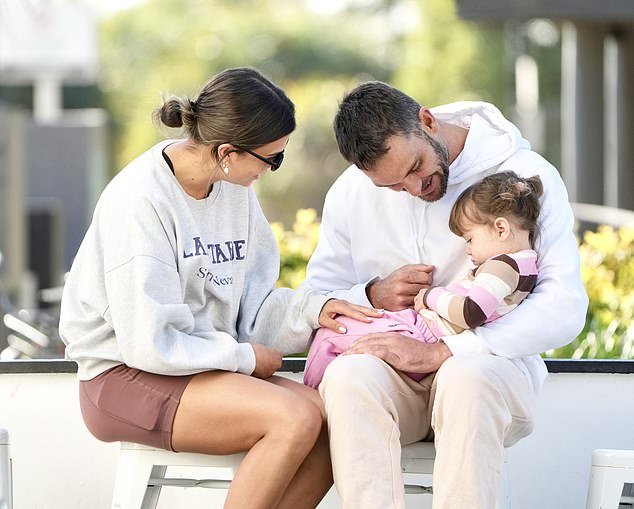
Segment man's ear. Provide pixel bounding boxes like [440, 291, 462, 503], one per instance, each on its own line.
[418, 107, 438, 134]
[493, 217, 511, 240]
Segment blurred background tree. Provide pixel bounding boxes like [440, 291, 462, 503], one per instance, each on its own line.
[544, 226, 634, 359]
[100, 0, 386, 223]
[393, 0, 508, 108]
[101, 0, 632, 359]
[97, 0, 517, 224]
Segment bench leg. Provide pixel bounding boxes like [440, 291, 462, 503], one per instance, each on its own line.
[586, 466, 626, 509]
[111, 450, 155, 509]
[140, 465, 166, 509]
[0, 430, 12, 509]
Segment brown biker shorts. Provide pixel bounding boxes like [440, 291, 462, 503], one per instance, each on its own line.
[79, 364, 194, 451]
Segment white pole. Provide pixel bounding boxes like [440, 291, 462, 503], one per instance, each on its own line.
[515, 54, 539, 114]
[0, 428, 12, 509]
[33, 74, 62, 124]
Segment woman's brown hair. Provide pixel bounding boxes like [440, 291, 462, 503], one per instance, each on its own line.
[153, 67, 295, 161]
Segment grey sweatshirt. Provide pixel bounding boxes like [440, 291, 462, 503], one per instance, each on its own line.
[59, 140, 328, 380]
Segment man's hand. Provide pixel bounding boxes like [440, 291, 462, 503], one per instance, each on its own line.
[251, 344, 283, 379]
[342, 332, 452, 374]
[319, 299, 384, 333]
[366, 264, 434, 311]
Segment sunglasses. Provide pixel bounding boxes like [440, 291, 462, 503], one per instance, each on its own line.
[233, 144, 284, 172]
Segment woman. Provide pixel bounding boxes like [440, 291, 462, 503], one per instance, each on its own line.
[59, 67, 379, 509]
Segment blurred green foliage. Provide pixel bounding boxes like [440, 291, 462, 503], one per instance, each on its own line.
[99, 0, 625, 359]
[272, 208, 320, 289]
[393, 0, 508, 106]
[277, 214, 634, 360]
[99, 0, 396, 225]
[545, 226, 634, 359]
[98, 0, 511, 225]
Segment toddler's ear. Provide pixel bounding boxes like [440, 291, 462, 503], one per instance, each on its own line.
[494, 217, 511, 239]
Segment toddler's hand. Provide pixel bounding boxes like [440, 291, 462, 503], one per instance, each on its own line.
[414, 288, 429, 313]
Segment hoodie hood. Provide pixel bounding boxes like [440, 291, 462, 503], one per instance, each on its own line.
[431, 101, 532, 185]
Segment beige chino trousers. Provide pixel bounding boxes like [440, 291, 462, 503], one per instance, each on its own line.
[319, 353, 537, 509]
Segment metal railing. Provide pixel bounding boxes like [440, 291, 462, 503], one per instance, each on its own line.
[571, 202, 634, 227]
[0, 251, 64, 360]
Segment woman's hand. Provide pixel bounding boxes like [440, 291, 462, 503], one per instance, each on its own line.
[251, 344, 283, 379]
[318, 299, 384, 333]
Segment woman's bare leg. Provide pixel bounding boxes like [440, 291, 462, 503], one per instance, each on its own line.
[171, 371, 325, 509]
[268, 376, 333, 509]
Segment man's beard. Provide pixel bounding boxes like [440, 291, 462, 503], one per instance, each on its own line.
[419, 130, 450, 202]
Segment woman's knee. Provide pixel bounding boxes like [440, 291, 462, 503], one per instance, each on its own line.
[274, 393, 323, 446]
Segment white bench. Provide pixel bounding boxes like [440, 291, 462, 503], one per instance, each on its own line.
[0, 428, 13, 509]
[111, 442, 245, 509]
[111, 440, 437, 509]
[586, 449, 634, 508]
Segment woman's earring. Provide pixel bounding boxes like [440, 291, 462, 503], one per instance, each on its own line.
[222, 162, 230, 175]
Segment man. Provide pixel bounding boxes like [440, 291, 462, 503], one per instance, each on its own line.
[305, 82, 588, 508]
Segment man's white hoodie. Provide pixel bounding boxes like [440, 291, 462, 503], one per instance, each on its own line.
[306, 101, 588, 394]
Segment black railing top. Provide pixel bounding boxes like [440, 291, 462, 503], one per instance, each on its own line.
[1, 358, 634, 375]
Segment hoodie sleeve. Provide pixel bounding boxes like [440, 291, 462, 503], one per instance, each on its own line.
[235, 190, 330, 354]
[442, 156, 588, 358]
[305, 173, 376, 306]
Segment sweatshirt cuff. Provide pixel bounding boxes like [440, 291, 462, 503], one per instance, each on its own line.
[421, 287, 431, 308]
[305, 293, 331, 329]
[440, 329, 493, 356]
[236, 343, 257, 375]
[423, 287, 441, 309]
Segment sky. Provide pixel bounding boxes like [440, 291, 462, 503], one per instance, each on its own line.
[90, 0, 141, 16]
[86, 0, 368, 18]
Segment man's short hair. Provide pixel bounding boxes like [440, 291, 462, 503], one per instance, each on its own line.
[333, 81, 422, 170]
